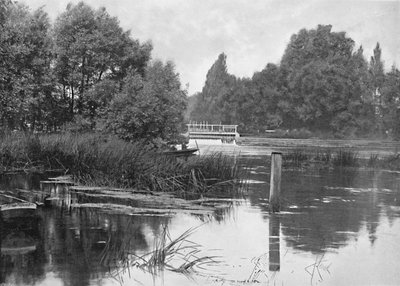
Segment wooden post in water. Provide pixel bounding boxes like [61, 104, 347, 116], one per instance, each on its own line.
[269, 152, 282, 213]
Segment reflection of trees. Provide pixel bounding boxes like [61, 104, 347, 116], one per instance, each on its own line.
[39, 207, 170, 285]
[0, 216, 46, 285]
[0, 171, 235, 285]
[1, 205, 171, 286]
[245, 155, 400, 254]
[0, 172, 43, 191]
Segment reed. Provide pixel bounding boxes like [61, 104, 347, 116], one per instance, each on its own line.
[104, 225, 218, 277]
[136, 225, 217, 274]
[283, 148, 310, 167]
[283, 148, 360, 168]
[367, 154, 380, 167]
[0, 132, 241, 195]
[332, 149, 359, 167]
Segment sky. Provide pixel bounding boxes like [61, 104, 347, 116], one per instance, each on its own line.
[21, 0, 400, 95]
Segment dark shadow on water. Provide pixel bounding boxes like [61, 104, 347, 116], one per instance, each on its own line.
[0, 203, 171, 286]
[0, 216, 45, 285]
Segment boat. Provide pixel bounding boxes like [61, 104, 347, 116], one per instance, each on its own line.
[0, 193, 37, 220]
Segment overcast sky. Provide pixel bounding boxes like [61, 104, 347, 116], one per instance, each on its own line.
[21, 0, 400, 95]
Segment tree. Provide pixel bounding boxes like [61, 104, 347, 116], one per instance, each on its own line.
[53, 2, 152, 118]
[247, 64, 282, 131]
[0, 2, 54, 131]
[105, 60, 187, 144]
[190, 53, 235, 123]
[368, 43, 386, 135]
[380, 66, 400, 139]
[279, 25, 371, 136]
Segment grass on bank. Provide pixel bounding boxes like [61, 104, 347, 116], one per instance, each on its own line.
[0, 132, 241, 196]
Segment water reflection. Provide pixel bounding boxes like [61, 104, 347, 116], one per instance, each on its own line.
[245, 155, 400, 254]
[0, 216, 44, 285]
[1, 205, 172, 285]
[1, 155, 400, 285]
[269, 214, 280, 271]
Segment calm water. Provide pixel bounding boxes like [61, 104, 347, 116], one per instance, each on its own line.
[1, 153, 400, 285]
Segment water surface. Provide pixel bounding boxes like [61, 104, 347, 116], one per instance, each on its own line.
[1, 150, 400, 285]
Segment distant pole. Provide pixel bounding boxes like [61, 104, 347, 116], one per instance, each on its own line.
[269, 152, 282, 213]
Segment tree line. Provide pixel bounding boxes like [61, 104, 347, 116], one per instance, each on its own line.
[189, 25, 400, 139]
[0, 1, 187, 144]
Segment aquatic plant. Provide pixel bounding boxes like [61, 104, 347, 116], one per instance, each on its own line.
[315, 148, 332, 163]
[0, 132, 241, 195]
[104, 225, 218, 283]
[368, 154, 380, 167]
[382, 153, 400, 170]
[282, 148, 360, 168]
[332, 149, 359, 167]
[135, 225, 217, 274]
[283, 148, 310, 167]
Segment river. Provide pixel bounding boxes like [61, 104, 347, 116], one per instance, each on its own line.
[1, 140, 400, 286]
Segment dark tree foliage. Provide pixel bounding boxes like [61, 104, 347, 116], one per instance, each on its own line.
[190, 53, 236, 123]
[381, 66, 400, 139]
[189, 25, 400, 139]
[105, 60, 187, 144]
[279, 25, 371, 135]
[0, 2, 55, 131]
[0, 1, 187, 143]
[53, 2, 152, 117]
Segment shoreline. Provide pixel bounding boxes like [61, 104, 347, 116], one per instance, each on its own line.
[189, 137, 400, 158]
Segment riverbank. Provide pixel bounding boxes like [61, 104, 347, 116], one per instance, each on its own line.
[0, 132, 241, 196]
[191, 137, 400, 157]
[191, 137, 400, 170]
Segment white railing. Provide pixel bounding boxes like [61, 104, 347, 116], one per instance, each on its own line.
[187, 122, 238, 134]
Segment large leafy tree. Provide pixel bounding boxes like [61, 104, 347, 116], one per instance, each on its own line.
[53, 2, 152, 117]
[247, 63, 282, 131]
[279, 25, 370, 135]
[0, 2, 54, 131]
[105, 60, 187, 144]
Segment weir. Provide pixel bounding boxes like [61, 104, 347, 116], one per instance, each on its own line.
[186, 122, 240, 143]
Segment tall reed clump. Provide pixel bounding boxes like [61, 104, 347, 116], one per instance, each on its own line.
[0, 132, 43, 170]
[332, 149, 359, 167]
[381, 153, 400, 170]
[283, 148, 311, 168]
[133, 225, 217, 274]
[103, 225, 218, 282]
[282, 148, 360, 168]
[0, 132, 241, 195]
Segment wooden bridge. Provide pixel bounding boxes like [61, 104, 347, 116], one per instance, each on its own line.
[186, 122, 239, 143]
